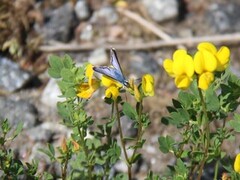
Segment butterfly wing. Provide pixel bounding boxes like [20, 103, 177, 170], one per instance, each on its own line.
[93, 49, 129, 87]
[93, 66, 124, 82]
[110, 48, 123, 73]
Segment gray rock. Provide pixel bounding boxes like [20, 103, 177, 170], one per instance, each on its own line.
[90, 6, 119, 25]
[206, 3, 240, 33]
[0, 57, 31, 92]
[25, 124, 53, 142]
[120, 115, 138, 138]
[129, 52, 160, 77]
[0, 97, 37, 129]
[41, 78, 63, 108]
[88, 48, 108, 65]
[79, 24, 94, 41]
[141, 0, 178, 22]
[74, 0, 90, 20]
[36, 2, 76, 42]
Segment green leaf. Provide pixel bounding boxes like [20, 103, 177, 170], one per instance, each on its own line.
[178, 91, 195, 108]
[172, 99, 182, 109]
[12, 121, 23, 139]
[131, 153, 141, 164]
[48, 143, 55, 156]
[228, 114, 240, 132]
[122, 102, 137, 120]
[61, 68, 75, 82]
[205, 87, 220, 111]
[170, 109, 190, 127]
[158, 135, 175, 153]
[63, 54, 74, 69]
[48, 68, 61, 78]
[107, 142, 121, 164]
[48, 55, 64, 78]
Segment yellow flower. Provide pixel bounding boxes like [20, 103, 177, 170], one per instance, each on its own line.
[77, 64, 100, 99]
[105, 85, 119, 100]
[198, 72, 214, 90]
[163, 50, 194, 89]
[101, 75, 122, 88]
[77, 79, 100, 99]
[194, 49, 217, 74]
[142, 74, 154, 96]
[134, 84, 141, 102]
[197, 42, 230, 71]
[234, 153, 240, 173]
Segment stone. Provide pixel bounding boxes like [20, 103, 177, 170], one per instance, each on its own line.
[41, 79, 63, 108]
[129, 52, 160, 77]
[206, 3, 240, 33]
[0, 57, 31, 92]
[74, 0, 90, 20]
[36, 2, 76, 42]
[90, 6, 119, 25]
[141, 0, 178, 22]
[0, 97, 37, 130]
[88, 48, 108, 65]
[79, 24, 94, 42]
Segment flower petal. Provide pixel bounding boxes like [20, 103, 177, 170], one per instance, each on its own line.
[194, 50, 217, 74]
[105, 85, 119, 100]
[77, 79, 100, 99]
[101, 75, 122, 88]
[198, 72, 214, 90]
[197, 42, 217, 54]
[216, 46, 230, 71]
[142, 74, 154, 96]
[175, 75, 192, 89]
[86, 64, 94, 79]
[163, 59, 174, 77]
[234, 153, 240, 173]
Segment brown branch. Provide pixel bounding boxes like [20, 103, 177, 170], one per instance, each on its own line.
[39, 33, 240, 52]
[116, 8, 172, 41]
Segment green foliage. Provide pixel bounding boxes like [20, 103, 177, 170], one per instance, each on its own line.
[159, 69, 240, 179]
[0, 119, 39, 179]
[158, 136, 175, 153]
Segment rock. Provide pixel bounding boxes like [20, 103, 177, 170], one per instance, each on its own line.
[119, 115, 138, 138]
[25, 124, 53, 142]
[0, 57, 31, 93]
[79, 24, 94, 42]
[206, 3, 240, 33]
[141, 0, 178, 22]
[36, 2, 76, 42]
[0, 97, 37, 129]
[90, 6, 119, 25]
[129, 52, 160, 77]
[88, 48, 108, 65]
[74, 0, 91, 20]
[41, 79, 63, 108]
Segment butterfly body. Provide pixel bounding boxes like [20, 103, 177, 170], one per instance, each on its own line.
[93, 48, 130, 87]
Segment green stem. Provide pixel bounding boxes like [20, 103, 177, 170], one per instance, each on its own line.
[130, 101, 143, 163]
[213, 160, 219, 180]
[115, 101, 131, 179]
[197, 88, 210, 180]
[77, 125, 93, 179]
[62, 151, 70, 180]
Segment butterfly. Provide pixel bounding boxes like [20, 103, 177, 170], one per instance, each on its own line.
[93, 48, 130, 88]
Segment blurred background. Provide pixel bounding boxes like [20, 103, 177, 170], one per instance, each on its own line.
[0, 0, 240, 178]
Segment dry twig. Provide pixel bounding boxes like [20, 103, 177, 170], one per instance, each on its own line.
[39, 33, 240, 52]
[116, 8, 172, 41]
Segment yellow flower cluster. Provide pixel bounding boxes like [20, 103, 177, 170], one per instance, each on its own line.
[76, 64, 155, 101]
[163, 42, 230, 90]
[234, 153, 240, 173]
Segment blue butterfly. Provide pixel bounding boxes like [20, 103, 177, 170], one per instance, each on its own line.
[93, 48, 130, 87]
